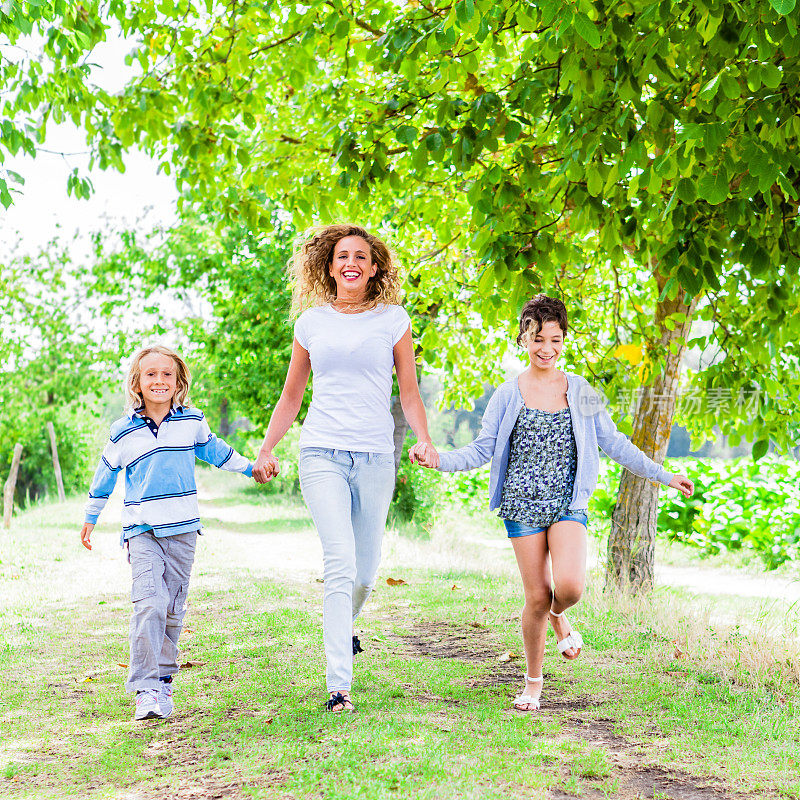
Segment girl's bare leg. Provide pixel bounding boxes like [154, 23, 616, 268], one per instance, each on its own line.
[510, 532, 552, 708]
[546, 521, 587, 658]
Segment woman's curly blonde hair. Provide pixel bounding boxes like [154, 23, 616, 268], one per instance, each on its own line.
[290, 223, 402, 314]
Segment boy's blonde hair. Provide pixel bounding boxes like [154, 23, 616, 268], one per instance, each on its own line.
[290, 223, 402, 314]
[125, 345, 191, 412]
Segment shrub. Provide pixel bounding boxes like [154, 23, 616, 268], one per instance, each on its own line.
[389, 434, 442, 530]
[591, 456, 800, 570]
[0, 407, 104, 507]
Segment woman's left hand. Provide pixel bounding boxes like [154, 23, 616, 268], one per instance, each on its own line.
[409, 441, 439, 469]
[669, 474, 694, 498]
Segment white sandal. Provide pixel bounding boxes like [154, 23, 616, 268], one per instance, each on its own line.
[550, 609, 583, 658]
[512, 675, 543, 711]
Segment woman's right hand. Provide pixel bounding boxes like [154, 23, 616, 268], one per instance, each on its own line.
[252, 453, 280, 483]
[409, 441, 439, 469]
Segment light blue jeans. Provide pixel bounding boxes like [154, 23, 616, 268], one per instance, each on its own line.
[299, 447, 396, 691]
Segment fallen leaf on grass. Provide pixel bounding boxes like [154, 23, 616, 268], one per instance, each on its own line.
[481, 606, 487, 612]
[118, 663, 128, 668]
[451, 584, 461, 591]
[469, 622, 485, 629]
[179, 660, 206, 669]
[386, 577, 407, 586]
[672, 641, 685, 659]
[497, 651, 517, 663]
[81, 676, 96, 682]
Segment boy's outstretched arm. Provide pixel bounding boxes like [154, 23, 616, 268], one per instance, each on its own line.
[194, 415, 253, 476]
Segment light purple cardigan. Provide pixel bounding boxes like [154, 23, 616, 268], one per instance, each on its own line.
[437, 373, 674, 512]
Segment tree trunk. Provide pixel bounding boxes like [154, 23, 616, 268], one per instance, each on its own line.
[47, 422, 66, 502]
[606, 277, 697, 593]
[390, 395, 409, 476]
[3, 444, 23, 529]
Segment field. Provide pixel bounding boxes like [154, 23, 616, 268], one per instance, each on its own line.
[1, 468, 799, 799]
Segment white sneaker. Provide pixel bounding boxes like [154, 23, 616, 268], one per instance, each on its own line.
[134, 688, 164, 720]
[158, 681, 174, 718]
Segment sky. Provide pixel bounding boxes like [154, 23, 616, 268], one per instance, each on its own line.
[0, 27, 177, 262]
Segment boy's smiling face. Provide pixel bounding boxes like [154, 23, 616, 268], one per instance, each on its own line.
[137, 352, 178, 411]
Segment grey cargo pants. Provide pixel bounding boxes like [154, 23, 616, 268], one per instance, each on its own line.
[125, 530, 197, 693]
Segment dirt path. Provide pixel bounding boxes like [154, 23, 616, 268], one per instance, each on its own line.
[396, 620, 763, 800]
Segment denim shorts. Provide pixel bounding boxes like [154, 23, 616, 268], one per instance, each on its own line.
[503, 511, 589, 538]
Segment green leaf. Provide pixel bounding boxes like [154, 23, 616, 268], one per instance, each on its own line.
[586, 166, 603, 197]
[425, 132, 444, 153]
[395, 125, 417, 145]
[504, 119, 522, 143]
[477, 264, 496, 295]
[456, 0, 475, 25]
[769, 0, 796, 15]
[720, 72, 740, 100]
[761, 63, 782, 89]
[752, 438, 769, 461]
[699, 73, 720, 99]
[677, 264, 702, 296]
[698, 172, 729, 205]
[573, 13, 601, 48]
[676, 178, 697, 204]
[751, 246, 770, 276]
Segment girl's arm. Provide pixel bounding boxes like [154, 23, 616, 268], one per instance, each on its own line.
[593, 393, 694, 497]
[253, 339, 311, 483]
[393, 328, 438, 467]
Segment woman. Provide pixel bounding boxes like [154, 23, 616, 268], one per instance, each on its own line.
[252, 223, 438, 712]
[415, 295, 693, 711]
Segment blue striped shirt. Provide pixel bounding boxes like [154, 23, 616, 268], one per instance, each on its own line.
[85, 405, 253, 543]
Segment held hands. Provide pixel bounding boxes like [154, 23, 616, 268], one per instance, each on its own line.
[669, 474, 694, 498]
[409, 440, 439, 469]
[80, 522, 94, 550]
[252, 452, 280, 484]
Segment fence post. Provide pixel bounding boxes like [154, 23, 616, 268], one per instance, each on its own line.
[3, 443, 23, 529]
[47, 421, 66, 502]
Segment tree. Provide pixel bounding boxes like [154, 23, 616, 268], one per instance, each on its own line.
[86, 213, 299, 432]
[0, 1, 111, 208]
[9, 0, 800, 590]
[0, 239, 131, 501]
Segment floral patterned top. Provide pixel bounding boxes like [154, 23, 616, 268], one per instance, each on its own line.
[498, 406, 578, 527]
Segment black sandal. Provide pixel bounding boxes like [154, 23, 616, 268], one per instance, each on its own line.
[325, 691, 355, 713]
[352, 635, 364, 655]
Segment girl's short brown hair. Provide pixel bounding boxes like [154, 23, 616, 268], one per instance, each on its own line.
[290, 223, 402, 313]
[125, 345, 191, 412]
[517, 295, 568, 345]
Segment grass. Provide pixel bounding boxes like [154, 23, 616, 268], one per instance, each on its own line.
[1, 467, 800, 799]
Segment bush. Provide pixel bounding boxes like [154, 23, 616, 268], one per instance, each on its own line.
[0, 406, 104, 507]
[240, 424, 302, 497]
[591, 456, 800, 570]
[389, 434, 442, 530]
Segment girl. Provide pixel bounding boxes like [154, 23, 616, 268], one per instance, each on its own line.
[416, 295, 693, 711]
[80, 345, 254, 721]
[252, 223, 436, 713]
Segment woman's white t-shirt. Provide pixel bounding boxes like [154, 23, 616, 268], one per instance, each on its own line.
[294, 303, 412, 453]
